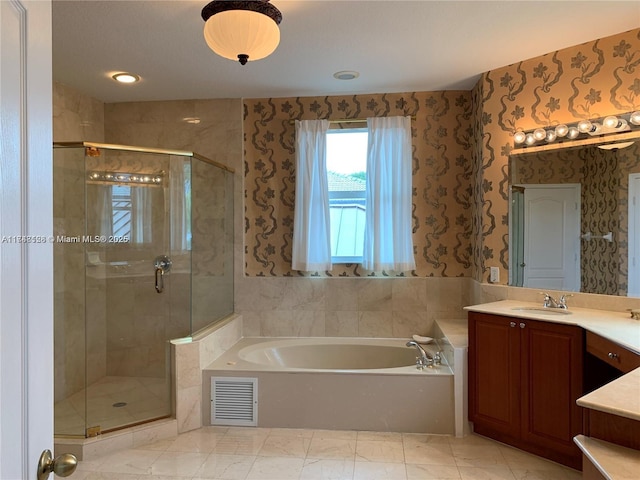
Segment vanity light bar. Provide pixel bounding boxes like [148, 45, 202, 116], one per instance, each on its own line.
[87, 171, 164, 185]
[513, 111, 640, 148]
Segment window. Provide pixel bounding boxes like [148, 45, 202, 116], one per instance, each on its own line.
[111, 184, 132, 238]
[326, 128, 368, 263]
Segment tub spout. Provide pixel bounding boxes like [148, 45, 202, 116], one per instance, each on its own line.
[406, 340, 433, 369]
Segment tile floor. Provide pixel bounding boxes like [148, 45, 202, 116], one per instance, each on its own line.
[72, 426, 581, 479]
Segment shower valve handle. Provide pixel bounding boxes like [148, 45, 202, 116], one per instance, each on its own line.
[154, 255, 172, 293]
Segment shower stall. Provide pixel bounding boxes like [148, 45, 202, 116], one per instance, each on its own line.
[53, 142, 234, 437]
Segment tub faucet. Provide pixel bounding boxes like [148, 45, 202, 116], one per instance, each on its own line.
[406, 340, 433, 369]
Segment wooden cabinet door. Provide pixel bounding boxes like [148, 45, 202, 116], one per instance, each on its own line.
[520, 319, 583, 466]
[468, 312, 521, 439]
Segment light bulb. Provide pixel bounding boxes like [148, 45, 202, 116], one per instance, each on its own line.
[567, 127, 580, 139]
[630, 111, 640, 126]
[603, 116, 621, 129]
[555, 124, 569, 137]
[577, 120, 593, 133]
[525, 133, 536, 146]
[533, 128, 546, 141]
[545, 130, 557, 142]
[514, 131, 526, 144]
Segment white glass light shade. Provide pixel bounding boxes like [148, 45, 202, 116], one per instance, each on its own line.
[567, 127, 580, 139]
[577, 119, 593, 133]
[555, 124, 569, 137]
[603, 115, 620, 129]
[630, 111, 640, 126]
[204, 9, 280, 63]
[525, 133, 536, 146]
[533, 128, 546, 141]
[545, 129, 557, 142]
[513, 131, 526, 144]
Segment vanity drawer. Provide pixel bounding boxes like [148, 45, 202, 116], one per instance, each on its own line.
[586, 331, 640, 373]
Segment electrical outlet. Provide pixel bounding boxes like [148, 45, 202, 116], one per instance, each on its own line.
[490, 267, 500, 283]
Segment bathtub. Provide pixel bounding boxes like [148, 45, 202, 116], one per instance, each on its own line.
[202, 337, 455, 434]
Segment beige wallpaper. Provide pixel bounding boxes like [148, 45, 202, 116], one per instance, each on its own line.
[475, 28, 640, 285]
[243, 92, 474, 277]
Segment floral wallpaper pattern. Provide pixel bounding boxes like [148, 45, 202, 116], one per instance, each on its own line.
[475, 28, 640, 286]
[243, 92, 474, 277]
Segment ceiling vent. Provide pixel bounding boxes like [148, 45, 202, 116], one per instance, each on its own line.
[211, 377, 258, 426]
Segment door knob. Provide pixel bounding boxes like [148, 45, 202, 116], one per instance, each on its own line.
[37, 449, 77, 480]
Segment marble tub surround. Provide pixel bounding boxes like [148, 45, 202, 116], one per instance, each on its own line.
[173, 314, 243, 434]
[433, 318, 470, 438]
[574, 435, 640, 480]
[235, 276, 472, 338]
[464, 300, 640, 354]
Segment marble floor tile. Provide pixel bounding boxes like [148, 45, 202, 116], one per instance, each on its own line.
[299, 458, 355, 480]
[258, 433, 311, 457]
[193, 453, 256, 479]
[73, 428, 583, 480]
[307, 437, 357, 460]
[355, 439, 405, 463]
[353, 461, 408, 480]
[245, 456, 305, 479]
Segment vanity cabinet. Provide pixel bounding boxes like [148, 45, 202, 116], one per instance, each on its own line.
[468, 312, 584, 469]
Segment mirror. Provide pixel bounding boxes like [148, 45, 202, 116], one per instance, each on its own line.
[509, 139, 640, 296]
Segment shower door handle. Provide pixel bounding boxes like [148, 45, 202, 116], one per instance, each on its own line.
[154, 255, 172, 293]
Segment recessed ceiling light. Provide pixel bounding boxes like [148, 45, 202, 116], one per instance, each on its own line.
[333, 70, 359, 81]
[112, 72, 140, 84]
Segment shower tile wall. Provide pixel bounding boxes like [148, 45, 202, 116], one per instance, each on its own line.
[104, 99, 243, 334]
[53, 83, 106, 402]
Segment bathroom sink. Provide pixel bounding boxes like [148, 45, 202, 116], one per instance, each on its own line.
[511, 307, 572, 315]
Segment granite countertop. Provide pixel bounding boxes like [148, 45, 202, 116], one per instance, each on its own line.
[576, 367, 640, 421]
[464, 300, 640, 354]
[574, 435, 640, 480]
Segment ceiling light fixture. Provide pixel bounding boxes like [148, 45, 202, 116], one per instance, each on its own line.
[333, 71, 360, 81]
[112, 73, 140, 84]
[201, 0, 282, 65]
[513, 111, 640, 148]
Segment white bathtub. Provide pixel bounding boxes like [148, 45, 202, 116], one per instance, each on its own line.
[203, 337, 455, 433]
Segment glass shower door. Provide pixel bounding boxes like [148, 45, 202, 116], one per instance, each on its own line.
[83, 148, 180, 434]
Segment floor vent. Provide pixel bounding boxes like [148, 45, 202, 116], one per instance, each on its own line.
[211, 377, 258, 426]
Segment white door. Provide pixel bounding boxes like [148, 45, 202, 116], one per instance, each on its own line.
[522, 184, 581, 291]
[1, 1, 55, 479]
[629, 173, 640, 297]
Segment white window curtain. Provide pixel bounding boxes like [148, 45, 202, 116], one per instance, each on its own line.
[131, 187, 153, 243]
[363, 116, 416, 272]
[292, 119, 332, 271]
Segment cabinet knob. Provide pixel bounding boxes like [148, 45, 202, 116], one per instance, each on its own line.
[608, 352, 618, 359]
[519, 322, 526, 329]
[510, 322, 516, 327]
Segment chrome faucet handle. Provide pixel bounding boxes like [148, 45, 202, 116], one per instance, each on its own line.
[539, 292, 554, 307]
[433, 351, 442, 366]
[558, 294, 573, 309]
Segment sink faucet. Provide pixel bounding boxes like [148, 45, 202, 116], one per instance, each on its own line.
[406, 340, 434, 369]
[540, 292, 573, 309]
